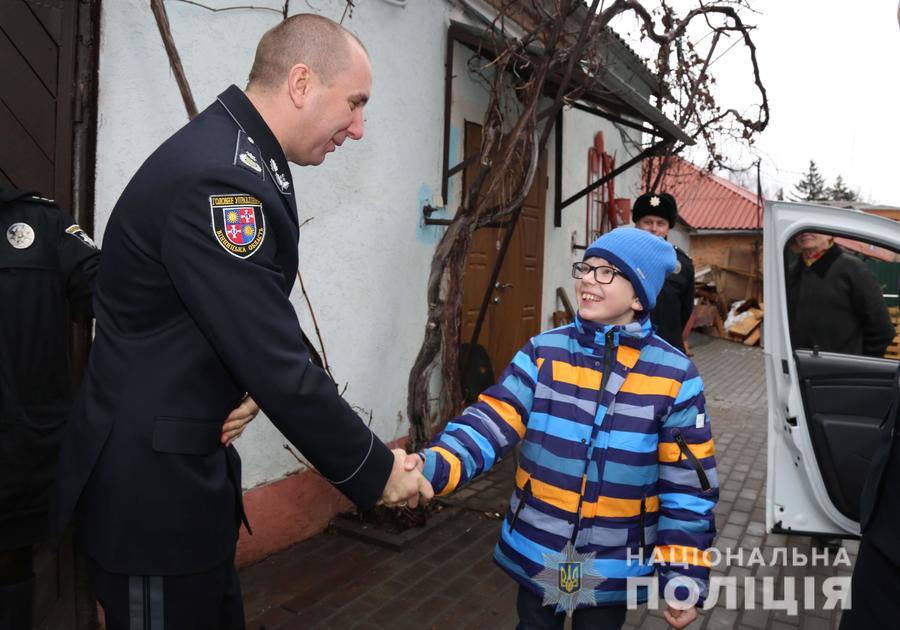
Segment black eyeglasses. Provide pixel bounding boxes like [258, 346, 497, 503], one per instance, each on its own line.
[571, 262, 625, 284]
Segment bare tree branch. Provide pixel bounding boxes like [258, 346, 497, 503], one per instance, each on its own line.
[150, 0, 198, 119]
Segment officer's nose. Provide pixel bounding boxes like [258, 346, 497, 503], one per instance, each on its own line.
[346, 109, 364, 141]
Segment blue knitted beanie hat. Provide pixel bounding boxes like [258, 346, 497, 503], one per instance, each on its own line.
[583, 227, 676, 311]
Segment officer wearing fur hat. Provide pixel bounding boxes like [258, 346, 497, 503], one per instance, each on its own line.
[633, 192, 694, 353]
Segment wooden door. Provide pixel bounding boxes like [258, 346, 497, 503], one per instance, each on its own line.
[1, 2, 98, 628]
[462, 121, 547, 380]
[0, 0, 81, 210]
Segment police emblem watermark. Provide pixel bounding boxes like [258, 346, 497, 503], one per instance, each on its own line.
[533, 542, 606, 616]
[6, 222, 35, 249]
[209, 194, 266, 259]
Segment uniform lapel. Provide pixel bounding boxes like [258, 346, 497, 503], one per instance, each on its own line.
[215, 85, 299, 231]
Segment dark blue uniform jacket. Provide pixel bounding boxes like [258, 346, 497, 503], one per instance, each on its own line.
[52, 86, 393, 575]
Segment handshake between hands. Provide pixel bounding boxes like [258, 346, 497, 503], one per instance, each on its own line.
[216, 399, 435, 510]
[379, 449, 435, 508]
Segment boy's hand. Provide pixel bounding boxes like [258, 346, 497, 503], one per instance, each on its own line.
[403, 452, 424, 473]
[664, 605, 698, 629]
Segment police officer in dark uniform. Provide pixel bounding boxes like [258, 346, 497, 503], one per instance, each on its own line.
[632, 192, 694, 353]
[0, 189, 99, 628]
[51, 14, 430, 629]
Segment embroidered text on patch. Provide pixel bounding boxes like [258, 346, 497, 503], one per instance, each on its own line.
[209, 194, 265, 259]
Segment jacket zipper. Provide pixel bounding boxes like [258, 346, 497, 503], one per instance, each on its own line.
[639, 494, 646, 556]
[673, 430, 712, 491]
[509, 479, 531, 532]
[571, 330, 617, 544]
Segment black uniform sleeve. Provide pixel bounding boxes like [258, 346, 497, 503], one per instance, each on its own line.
[55, 209, 100, 320]
[851, 262, 895, 357]
[679, 254, 695, 334]
[159, 171, 393, 510]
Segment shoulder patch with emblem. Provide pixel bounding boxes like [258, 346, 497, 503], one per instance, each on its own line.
[233, 130, 265, 180]
[65, 224, 98, 249]
[209, 194, 266, 259]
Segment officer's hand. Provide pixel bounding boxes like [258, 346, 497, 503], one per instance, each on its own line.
[380, 449, 434, 508]
[221, 395, 260, 446]
[664, 604, 698, 629]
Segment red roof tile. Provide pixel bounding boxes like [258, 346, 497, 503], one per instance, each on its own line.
[644, 156, 762, 230]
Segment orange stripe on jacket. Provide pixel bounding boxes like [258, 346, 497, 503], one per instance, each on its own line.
[658, 439, 716, 463]
[515, 468, 580, 513]
[620, 372, 682, 398]
[479, 394, 526, 439]
[654, 544, 713, 568]
[617, 345, 642, 369]
[516, 468, 662, 518]
[581, 495, 660, 519]
[551, 361, 602, 389]
[432, 446, 462, 495]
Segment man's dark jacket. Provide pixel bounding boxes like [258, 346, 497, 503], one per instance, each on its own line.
[51, 86, 394, 575]
[859, 365, 900, 564]
[787, 244, 894, 357]
[0, 190, 98, 550]
[651, 246, 694, 352]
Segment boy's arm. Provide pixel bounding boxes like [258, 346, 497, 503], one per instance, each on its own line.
[656, 362, 719, 607]
[418, 341, 538, 496]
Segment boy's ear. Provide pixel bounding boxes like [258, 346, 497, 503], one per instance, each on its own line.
[631, 295, 644, 312]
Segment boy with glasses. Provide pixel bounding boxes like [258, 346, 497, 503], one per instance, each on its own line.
[408, 227, 718, 629]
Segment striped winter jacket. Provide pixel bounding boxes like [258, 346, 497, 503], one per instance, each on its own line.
[422, 315, 718, 608]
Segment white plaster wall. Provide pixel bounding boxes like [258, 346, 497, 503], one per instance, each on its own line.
[95, 0, 649, 490]
[541, 109, 644, 329]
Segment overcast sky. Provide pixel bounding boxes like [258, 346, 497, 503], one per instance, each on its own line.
[614, 1, 900, 204]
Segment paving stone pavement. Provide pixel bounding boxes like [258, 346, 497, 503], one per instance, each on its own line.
[240, 337, 856, 630]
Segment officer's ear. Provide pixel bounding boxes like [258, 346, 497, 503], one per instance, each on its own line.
[287, 64, 313, 109]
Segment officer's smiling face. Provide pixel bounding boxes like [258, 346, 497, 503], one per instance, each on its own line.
[293, 42, 371, 166]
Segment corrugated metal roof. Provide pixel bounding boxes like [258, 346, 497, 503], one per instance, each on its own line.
[645, 156, 762, 230]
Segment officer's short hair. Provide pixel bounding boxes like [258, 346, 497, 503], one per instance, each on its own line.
[247, 14, 367, 90]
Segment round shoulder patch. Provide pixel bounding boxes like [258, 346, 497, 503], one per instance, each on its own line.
[6, 222, 35, 249]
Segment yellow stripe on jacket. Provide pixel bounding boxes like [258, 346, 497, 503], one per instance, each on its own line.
[658, 439, 715, 463]
[516, 468, 661, 518]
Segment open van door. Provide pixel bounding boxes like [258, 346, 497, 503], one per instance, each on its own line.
[764, 201, 900, 537]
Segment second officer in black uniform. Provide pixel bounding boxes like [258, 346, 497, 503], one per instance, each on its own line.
[52, 14, 431, 629]
[0, 190, 99, 628]
[632, 192, 695, 353]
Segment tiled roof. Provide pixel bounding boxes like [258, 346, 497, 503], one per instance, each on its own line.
[645, 156, 762, 230]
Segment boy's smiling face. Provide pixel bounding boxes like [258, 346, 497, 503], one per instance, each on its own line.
[576, 256, 644, 326]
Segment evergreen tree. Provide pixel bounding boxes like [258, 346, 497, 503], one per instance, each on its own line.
[828, 175, 859, 201]
[791, 160, 828, 201]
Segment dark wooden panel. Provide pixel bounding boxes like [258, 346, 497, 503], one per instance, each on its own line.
[0, 29, 56, 157]
[0, 0, 58, 94]
[0, 166, 13, 188]
[50, 0, 78, 212]
[23, 0, 63, 44]
[0, 97, 53, 192]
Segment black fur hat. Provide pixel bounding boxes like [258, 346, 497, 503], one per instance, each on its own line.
[633, 192, 677, 228]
